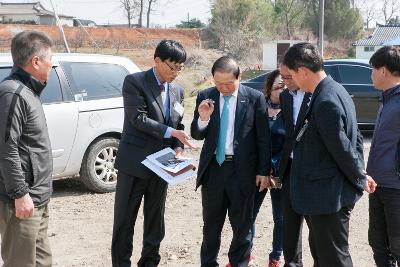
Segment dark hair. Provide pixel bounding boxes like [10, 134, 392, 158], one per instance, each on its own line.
[211, 56, 240, 79]
[11, 30, 53, 67]
[282, 42, 324, 73]
[370, 46, 400, 77]
[264, 69, 280, 97]
[154, 40, 186, 63]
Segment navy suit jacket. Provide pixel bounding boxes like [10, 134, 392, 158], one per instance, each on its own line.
[115, 69, 184, 179]
[190, 84, 271, 192]
[290, 76, 366, 215]
[279, 89, 311, 181]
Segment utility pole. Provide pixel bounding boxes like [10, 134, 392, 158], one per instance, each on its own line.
[49, 0, 70, 53]
[318, 0, 324, 58]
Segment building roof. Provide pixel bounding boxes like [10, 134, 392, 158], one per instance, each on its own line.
[0, 1, 74, 18]
[0, 0, 39, 4]
[354, 25, 400, 46]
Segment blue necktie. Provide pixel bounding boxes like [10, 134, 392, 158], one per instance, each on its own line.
[216, 95, 232, 165]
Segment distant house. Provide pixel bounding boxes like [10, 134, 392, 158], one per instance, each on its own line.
[262, 40, 303, 70]
[0, 0, 74, 26]
[73, 18, 96, 27]
[354, 25, 400, 59]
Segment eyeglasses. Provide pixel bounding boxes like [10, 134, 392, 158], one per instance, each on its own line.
[281, 74, 292, 80]
[164, 61, 185, 73]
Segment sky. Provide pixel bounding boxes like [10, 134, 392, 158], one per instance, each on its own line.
[40, 0, 212, 27]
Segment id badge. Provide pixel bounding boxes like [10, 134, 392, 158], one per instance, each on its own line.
[173, 102, 184, 117]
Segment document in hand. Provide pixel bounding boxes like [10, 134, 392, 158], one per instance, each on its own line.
[141, 148, 196, 185]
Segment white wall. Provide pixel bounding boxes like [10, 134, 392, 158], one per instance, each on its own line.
[40, 16, 73, 26]
[356, 46, 380, 59]
[262, 42, 277, 70]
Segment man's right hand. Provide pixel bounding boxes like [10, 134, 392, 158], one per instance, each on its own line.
[15, 193, 34, 219]
[171, 130, 200, 149]
[198, 99, 215, 121]
[364, 175, 377, 193]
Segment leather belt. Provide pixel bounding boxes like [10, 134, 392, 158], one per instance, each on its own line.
[225, 155, 234, 161]
[214, 155, 234, 161]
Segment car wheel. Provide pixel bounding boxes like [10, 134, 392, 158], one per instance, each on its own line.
[80, 137, 119, 193]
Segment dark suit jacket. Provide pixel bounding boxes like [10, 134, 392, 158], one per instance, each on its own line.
[279, 89, 311, 181]
[115, 68, 185, 179]
[190, 85, 271, 192]
[290, 76, 366, 215]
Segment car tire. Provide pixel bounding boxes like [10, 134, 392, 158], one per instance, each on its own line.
[80, 137, 119, 193]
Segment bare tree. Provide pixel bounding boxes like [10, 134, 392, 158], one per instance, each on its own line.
[277, 0, 306, 39]
[146, 0, 159, 28]
[138, 0, 144, 27]
[381, 0, 400, 25]
[120, 0, 139, 27]
[356, 0, 377, 29]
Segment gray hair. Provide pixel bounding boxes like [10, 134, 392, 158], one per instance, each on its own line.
[11, 30, 53, 67]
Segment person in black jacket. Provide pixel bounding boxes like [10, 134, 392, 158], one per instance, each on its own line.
[112, 40, 197, 267]
[250, 69, 285, 267]
[279, 63, 312, 267]
[282, 42, 376, 267]
[367, 46, 400, 267]
[0, 30, 54, 267]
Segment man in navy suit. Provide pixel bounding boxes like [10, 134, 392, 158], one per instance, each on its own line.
[191, 56, 271, 267]
[112, 40, 198, 267]
[282, 43, 376, 267]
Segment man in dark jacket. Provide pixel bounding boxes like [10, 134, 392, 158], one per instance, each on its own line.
[279, 63, 312, 267]
[282, 42, 376, 267]
[191, 56, 271, 267]
[112, 40, 197, 267]
[0, 30, 54, 267]
[367, 46, 400, 267]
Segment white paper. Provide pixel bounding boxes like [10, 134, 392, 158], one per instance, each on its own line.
[142, 159, 196, 185]
[146, 147, 193, 174]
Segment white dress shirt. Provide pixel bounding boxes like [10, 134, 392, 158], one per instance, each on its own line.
[289, 90, 305, 127]
[197, 89, 238, 155]
[289, 90, 305, 158]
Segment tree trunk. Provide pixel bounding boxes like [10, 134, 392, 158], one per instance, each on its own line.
[146, 0, 153, 28]
[138, 0, 143, 27]
[128, 9, 131, 27]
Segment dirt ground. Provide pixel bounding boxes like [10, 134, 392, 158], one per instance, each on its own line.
[0, 117, 375, 267]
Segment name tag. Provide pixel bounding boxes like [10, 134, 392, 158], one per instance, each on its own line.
[173, 102, 184, 117]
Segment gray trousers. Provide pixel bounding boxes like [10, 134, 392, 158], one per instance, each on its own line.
[0, 201, 52, 267]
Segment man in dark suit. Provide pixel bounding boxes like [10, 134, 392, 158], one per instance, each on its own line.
[191, 56, 271, 267]
[278, 63, 311, 267]
[282, 42, 376, 267]
[112, 40, 198, 267]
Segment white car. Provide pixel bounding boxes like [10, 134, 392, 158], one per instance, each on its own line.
[0, 53, 140, 192]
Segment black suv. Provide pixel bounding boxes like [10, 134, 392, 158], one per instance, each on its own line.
[242, 59, 380, 130]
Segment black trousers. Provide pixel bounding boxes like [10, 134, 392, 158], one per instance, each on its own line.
[369, 187, 400, 267]
[282, 162, 304, 267]
[111, 171, 168, 267]
[200, 158, 254, 267]
[305, 205, 354, 267]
